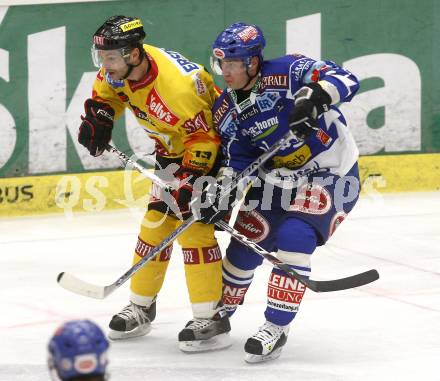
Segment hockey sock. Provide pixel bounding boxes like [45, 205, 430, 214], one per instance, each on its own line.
[222, 256, 255, 316]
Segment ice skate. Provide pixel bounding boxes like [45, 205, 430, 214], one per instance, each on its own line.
[178, 309, 232, 352]
[108, 300, 156, 340]
[244, 321, 289, 363]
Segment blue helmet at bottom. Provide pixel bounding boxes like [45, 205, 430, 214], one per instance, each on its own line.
[48, 320, 109, 381]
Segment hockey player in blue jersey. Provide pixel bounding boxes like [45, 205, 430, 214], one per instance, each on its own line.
[48, 320, 109, 381]
[198, 23, 361, 363]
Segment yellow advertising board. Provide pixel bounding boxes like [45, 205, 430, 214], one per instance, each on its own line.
[0, 169, 152, 218]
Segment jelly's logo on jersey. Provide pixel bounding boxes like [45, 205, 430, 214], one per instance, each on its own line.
[256, 91, 281, 112]
[147, 88, 179, 125]
[290, 183, 332, 215]
[291, 58, 314, 82]
[160, 48, 199, 75]
[242, 116, 279, 141]
[237, 26, 258, 42]
[213, 98, 230, 125]
[120, 19, 143, 32]
[234, 210, 269, 243]
[272, 144, 312, 169]
[182, 111, 210, 134]
[316, 128, 333, 147]
[259, 75, 288, 90]
[192, 72, 207, 96]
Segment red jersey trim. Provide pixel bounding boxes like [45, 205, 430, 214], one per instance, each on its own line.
[128, 51, 159, 92]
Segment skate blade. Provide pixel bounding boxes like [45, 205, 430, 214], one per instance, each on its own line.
[244, 347, 283, 363]
[108, 324, 152, 341]
[179, 332, 232, 353]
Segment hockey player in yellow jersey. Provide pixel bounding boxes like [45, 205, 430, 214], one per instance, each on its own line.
[78, 15, 231, 352]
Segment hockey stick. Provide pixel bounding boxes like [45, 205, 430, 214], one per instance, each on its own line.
[215, 220, 379, 292]
[100, 142, 379, 292]
[105, 145, 177, 192]
[57, 131, 297, 299]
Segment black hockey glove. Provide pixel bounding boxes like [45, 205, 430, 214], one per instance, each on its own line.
[78, 99, 115, 157]
[197, 167, 237, 224]
[171, 167, 203, 217]
[288, 82, 331, 139]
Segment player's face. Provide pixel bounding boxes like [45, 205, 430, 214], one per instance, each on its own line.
[219, 59, 249, 90]
[99, 50, 129, 80]
[91, 47, 129, 80]
[211, 57, 250, 90]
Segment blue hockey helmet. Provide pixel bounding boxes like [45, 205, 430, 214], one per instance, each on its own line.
[211, 22, 265, 75]
[48, 320, 109, 381]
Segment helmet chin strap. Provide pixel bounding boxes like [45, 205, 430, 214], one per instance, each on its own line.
[121, 48, 145, 80]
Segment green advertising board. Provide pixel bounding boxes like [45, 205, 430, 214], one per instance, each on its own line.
[0, 0, 439, 178]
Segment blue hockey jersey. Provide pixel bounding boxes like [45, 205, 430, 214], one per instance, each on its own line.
[212, 54, 360, 184]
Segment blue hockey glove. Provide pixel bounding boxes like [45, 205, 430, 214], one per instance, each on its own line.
[288, 82, 331, 139]
[78, 99, 114, 157]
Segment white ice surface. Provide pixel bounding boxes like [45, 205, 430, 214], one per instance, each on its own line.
[0, 192, 439, 381]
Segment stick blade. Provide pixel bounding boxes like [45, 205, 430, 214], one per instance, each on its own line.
[57, 272, 107, 299]
[310, 269, 380, 292]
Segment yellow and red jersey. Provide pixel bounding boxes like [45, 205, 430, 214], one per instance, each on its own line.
[92, 44, 221, 174]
